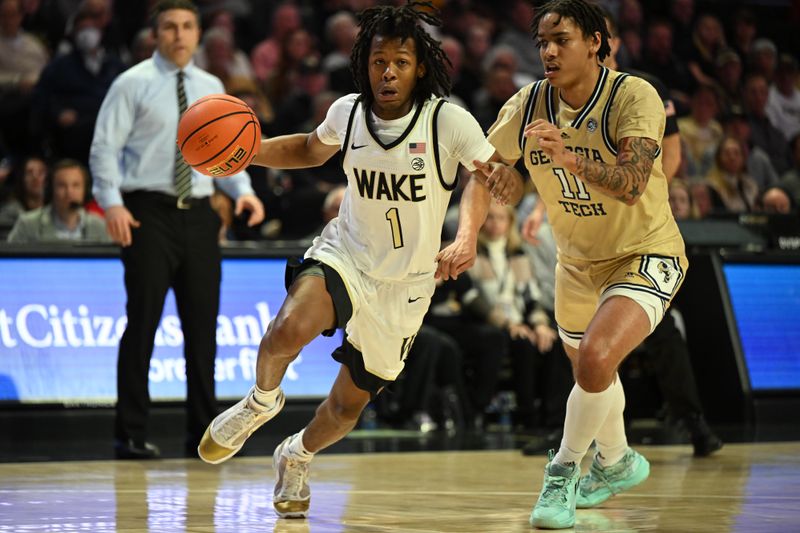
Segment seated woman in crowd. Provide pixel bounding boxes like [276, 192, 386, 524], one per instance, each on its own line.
[668, 179, 702, 220]
[469, 202, 559, 429]
[0, 156, 48, 229]
[704, 136, 760, 213]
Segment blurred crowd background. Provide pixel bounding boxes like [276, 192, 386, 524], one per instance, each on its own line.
[1, 0, 799, 241]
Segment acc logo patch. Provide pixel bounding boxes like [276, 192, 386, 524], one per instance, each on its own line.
[411, 157, 425, 171]
[586, 118, 598, 133]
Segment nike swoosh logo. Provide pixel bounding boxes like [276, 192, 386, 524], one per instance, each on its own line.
[351, 143, 368, 150]
[408, 297, 423, 303]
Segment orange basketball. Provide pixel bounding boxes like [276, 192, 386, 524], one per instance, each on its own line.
[177, 94, 261, 178]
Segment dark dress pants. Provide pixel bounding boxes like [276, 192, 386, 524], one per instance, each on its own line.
[115, 192, 221, 448]
[424, 316, 506, 413]
[643, 310, 704, 419]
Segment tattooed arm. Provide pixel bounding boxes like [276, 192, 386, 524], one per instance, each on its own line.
[524, 119, 659, 205]
[567, 137, 658, 205]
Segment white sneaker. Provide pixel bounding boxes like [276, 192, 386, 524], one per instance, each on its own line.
[197, 387, 284, 464]
[272, 435, 311, 518]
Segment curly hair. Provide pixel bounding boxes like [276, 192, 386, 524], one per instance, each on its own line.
[350, 1, 451, 111]
[532, 0, 611, 62]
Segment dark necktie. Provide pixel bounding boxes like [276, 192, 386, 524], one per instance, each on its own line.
[174, 71, 192, 203]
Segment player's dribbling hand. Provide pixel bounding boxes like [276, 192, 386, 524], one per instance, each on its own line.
[435, 237, 476, 281]
[104, 205, 140, 247]
[472, 160, 520, 206]
[524, 119, 569, 167]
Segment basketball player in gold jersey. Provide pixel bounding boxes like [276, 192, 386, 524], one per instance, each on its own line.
[486, 0, 688, 528]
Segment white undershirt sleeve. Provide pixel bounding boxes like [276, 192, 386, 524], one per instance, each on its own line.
[315, 93, 360, 146]
[436, 103, 496, 173]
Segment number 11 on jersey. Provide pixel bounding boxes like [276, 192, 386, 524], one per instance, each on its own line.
[553, 167, 591, 200]
[385, 207, 405, 249]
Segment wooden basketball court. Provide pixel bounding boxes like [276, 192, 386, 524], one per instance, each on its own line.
[1, 442, 798, 532]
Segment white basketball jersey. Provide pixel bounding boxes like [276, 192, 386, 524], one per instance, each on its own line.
[324, 96, 456, 281]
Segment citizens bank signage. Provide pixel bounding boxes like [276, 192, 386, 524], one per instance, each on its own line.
[0, 257, 341, 404]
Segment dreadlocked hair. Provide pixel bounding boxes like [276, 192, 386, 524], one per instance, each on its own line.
[531, 0, 611, 62]
[350, 1, 451, 111]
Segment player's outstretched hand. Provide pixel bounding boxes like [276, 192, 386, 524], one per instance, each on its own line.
[435, 237, 476, 281]
[235, 194, 265, 227]
[473, 159, 521, 206]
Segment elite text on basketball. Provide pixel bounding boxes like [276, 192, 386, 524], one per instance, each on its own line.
[206, 145, 247, 177]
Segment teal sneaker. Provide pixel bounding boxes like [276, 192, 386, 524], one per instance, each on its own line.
[576, 448, 650, 508]
[529, 450, 580, 529]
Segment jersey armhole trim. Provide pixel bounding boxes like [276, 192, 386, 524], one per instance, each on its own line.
[432, 99, 456, 191]
[519, 81, 543, 154]
[601, 75, 663, 158]
[341, 95, 362, 159]
[546, 83, 557, 124]
[600, 73, 629, 156]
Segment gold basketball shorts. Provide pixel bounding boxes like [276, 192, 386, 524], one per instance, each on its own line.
[555, 253, 689, 349]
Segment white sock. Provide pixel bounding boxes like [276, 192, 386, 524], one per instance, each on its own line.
[594, 374, 629, 467]
[553, 382, 616, 466]
[252, 384, 281, 409]
[286, 429, 314, 462]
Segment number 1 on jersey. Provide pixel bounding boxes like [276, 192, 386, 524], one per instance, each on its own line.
[385, 207, 405, 249]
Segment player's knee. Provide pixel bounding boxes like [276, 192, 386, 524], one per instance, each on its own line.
[575, 342, 616, 392]
[264, 312, 320, 355]
[324, 397, 365, 426]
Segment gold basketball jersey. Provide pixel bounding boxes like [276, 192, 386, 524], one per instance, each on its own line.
[488, 67, 685, 262]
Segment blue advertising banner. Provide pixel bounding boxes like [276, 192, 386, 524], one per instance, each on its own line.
[722, 263, 800, 391]
[0, 256, 342, 403]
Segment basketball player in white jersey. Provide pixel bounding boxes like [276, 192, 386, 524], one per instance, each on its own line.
[196, 1, 518, 519]
[486, 0, 689, 528]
